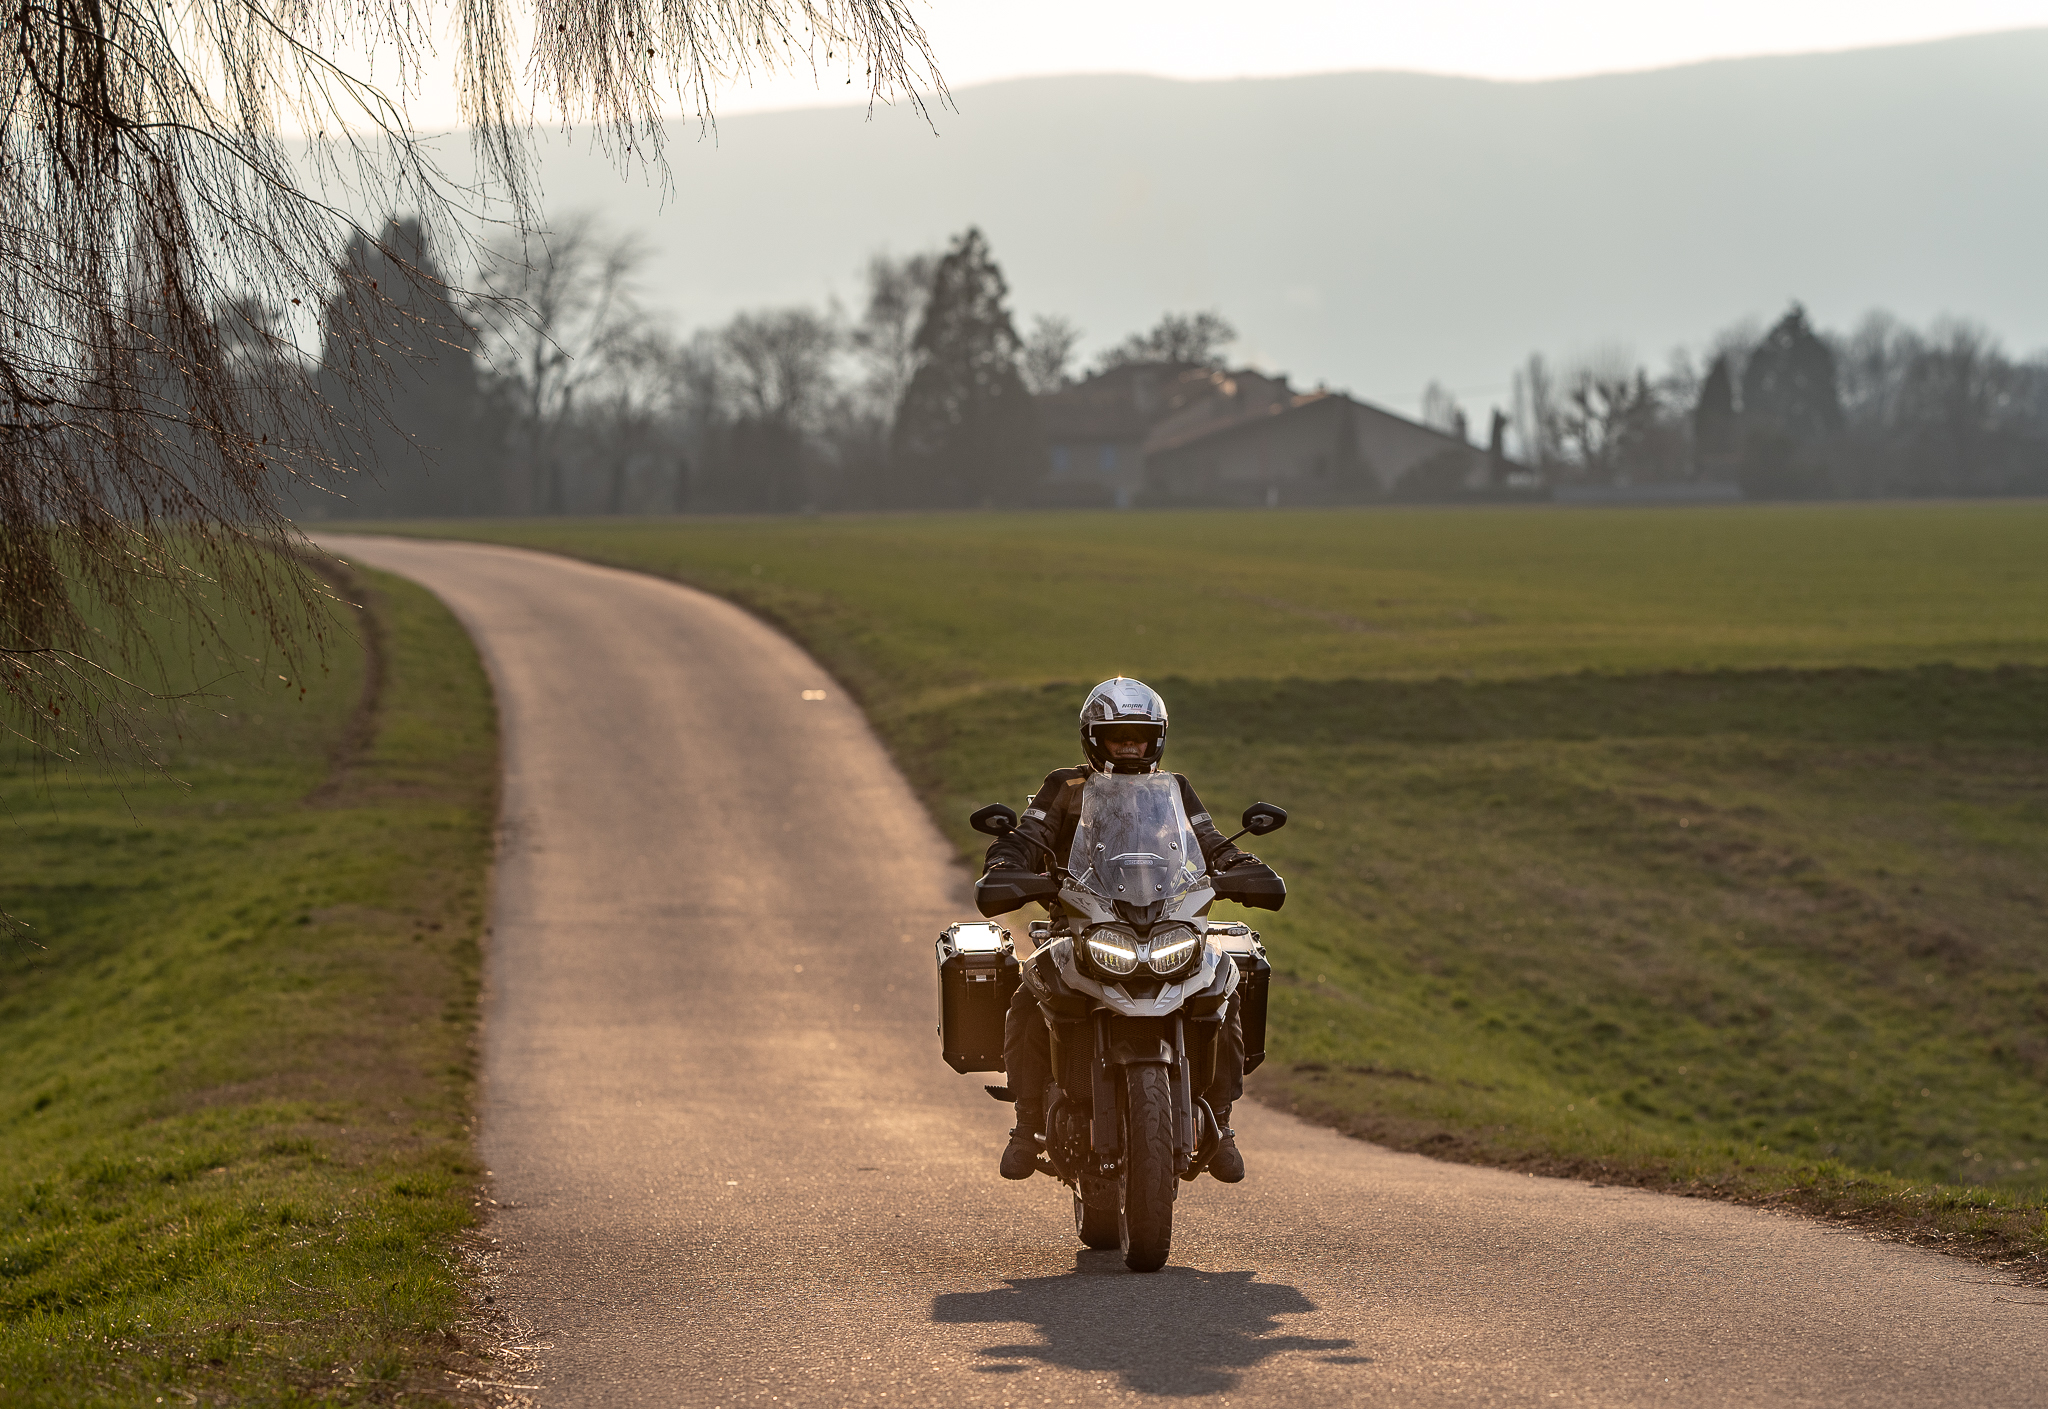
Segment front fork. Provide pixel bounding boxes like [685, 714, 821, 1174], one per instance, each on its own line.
[1170, 1015, 1225, 1179]
[1073, 1012, 1220, 1181]
[1171, 1015, 1199, 1159]
[1090, 1012, 1119, 1159]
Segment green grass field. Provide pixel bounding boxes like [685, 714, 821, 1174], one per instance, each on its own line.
[373, 502, 2048, 1270]
[0, 567, 500, 1404]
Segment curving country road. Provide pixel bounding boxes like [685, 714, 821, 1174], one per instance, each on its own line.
[323, 535, 2042, 1408]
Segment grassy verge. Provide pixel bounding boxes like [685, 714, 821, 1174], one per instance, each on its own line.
[355, 506, 2048, 1277]
[0, 565, 501, 1404]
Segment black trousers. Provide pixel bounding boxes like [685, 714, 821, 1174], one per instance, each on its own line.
[1002, 980, 1244, 1126]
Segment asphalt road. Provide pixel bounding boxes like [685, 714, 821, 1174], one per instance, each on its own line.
[323, 536, 2044, 1408]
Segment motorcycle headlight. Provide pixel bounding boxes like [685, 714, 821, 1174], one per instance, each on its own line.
[1146, 924, 1201, 976]
[1084, 925, 1140, 976]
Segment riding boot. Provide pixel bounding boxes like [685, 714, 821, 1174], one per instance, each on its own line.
[999, 1107, 1042, 1181]
[1208, 1102, 1245, 1183]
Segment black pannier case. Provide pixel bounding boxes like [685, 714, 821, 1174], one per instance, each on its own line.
[935, 922, 1021, 1073]
[1208, 924, 1271, 1074]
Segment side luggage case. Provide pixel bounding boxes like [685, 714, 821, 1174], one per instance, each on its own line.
[935, 922, 1021, 1074]
[1208, 923, 1271, 1073]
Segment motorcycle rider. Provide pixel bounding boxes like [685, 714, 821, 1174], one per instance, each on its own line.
[980, 677, 1268, 1185]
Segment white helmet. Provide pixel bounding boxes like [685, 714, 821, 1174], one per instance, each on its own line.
[1079, 677, 1168, 772]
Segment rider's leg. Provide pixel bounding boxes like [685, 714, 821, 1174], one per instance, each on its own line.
[1203, 990, 1247, 1182]
[999, 983, 1049, 1179]
[1200, 989, 1246, 1111]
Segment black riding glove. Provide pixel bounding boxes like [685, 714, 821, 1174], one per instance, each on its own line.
[1212, 847, 1262, 873]
[984, 843, 1036, 875]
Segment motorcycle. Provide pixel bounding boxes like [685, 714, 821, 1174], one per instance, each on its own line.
[947, 770, 1286, 1272]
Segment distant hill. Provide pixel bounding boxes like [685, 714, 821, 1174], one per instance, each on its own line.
[486, 29, 2048, 417]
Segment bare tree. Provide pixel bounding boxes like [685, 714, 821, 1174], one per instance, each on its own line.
[850, 251, 937, 419]
[476, 218, 649, 514]
[1420, 381, 1464, 436]
[716, 308, 841, 510]
[1511, 354, 1562, 471]
[1022, 315, 1082, 395]
[586, 329, 690, 514]
[1, 0, 941, 757]
[1097, 311, 1237, 371]
[666, 331, 729, 510]
[1854, 315, 2048, 495]
[723, 310, 842, 429]
[1551, 350, 1686, 485]
[1835, 311, 1912, 433]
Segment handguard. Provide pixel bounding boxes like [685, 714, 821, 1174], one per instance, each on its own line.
[975, 867, 1060, 918]
[1211, 859, 1286, 911]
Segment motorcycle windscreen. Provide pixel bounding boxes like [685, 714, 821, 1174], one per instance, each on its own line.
[1067, 772, 1206, 903]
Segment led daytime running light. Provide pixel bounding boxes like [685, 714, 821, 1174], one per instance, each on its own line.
[1084, 925, 1140, 976]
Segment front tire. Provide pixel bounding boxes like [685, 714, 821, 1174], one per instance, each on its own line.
[1118, 1065, 1177, 1273]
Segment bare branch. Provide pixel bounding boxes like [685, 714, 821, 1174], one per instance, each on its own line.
[1, 0, 944, 759]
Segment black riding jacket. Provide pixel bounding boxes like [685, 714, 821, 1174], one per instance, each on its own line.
[983, 765, 1252, 877]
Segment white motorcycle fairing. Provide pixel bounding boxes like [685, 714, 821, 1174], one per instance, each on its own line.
[1030, 932, 1239, 1018]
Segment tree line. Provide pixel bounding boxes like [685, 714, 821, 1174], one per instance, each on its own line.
[318, 219, 2048, 518]
[1426, 306, 2048, 499]
[310, 219, 1213, 518]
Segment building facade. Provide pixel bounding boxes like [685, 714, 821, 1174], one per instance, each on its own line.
[1034, 362, 1499, 507]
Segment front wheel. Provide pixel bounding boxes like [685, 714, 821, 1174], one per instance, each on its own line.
[1118, 1065, 1177, 1273]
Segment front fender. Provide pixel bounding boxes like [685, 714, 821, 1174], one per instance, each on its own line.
[1106, 1036, 1175, 1065]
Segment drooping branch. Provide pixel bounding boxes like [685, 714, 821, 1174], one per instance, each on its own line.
[0, 0, 943, 760]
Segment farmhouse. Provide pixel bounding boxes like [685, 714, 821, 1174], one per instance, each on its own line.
[1035, 363, 1497, 507]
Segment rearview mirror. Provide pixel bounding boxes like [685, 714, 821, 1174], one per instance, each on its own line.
[1241, 802, 1288, 837]
[970, 803, 1019, 837]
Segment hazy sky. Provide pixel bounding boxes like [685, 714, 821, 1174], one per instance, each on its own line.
[715, 0, 2048, 111]
[378, 1, 2048, 130]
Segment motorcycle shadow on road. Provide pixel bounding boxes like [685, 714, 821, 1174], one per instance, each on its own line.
[931, 1253, 1365, 1396]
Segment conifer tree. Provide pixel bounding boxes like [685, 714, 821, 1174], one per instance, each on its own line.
[889, 228, 1044, 507]
[318, 220, 497, 518]
[1693, 353, 1738, 475]
[1738, 305, 1843, 497]
[1741, 306, 1844, 441]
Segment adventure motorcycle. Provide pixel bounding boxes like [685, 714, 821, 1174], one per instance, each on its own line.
[937, 770, 1286, 1272]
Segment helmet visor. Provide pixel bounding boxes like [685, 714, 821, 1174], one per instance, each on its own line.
[1093, 722, 1164, 747]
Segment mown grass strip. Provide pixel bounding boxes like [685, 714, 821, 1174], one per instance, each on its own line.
[354, 507, 2048, 1279]
[341, 503, 2048, 696]
[0, 565, 501, 1405]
